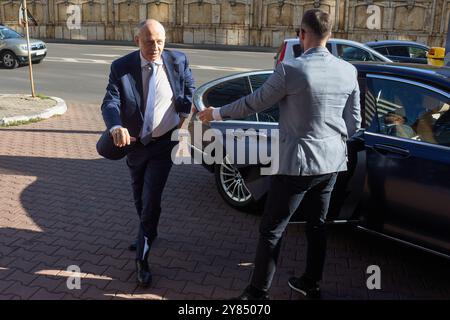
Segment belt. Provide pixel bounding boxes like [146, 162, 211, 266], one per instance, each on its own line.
[139, 126, 177, 145]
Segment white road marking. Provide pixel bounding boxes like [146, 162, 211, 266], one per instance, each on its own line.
[44, 56, 254, 71]
[112, 47, 140, 51]
[83, 54, 121, 58]
[49, 43, 136, 50]
[45, 57, 111, 64]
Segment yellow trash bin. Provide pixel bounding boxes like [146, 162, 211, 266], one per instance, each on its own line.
[427, 47, 446, 66]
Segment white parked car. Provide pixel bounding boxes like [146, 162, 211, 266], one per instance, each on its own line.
[274, 38, 392, 67]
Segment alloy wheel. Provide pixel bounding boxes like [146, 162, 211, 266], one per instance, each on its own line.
[219, 155, 252, 204]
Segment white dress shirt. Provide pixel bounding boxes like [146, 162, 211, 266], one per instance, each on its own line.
[140, 52, 179, 138]
[110, 52, 186, 138]
[212, 107, 222, 121]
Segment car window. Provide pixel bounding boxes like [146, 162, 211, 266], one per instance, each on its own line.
[249, 74, 270, 91]
[366, 77, 450, 146]
[386, 46, 409, 57]
[0, 28, 22, 39]
[373, 46, 389, 55]
[293, 43, 303, 58]
[249, 74, 280, 123]
[203, 77, 256, 121]
[336, 44, 375, 61]
[257, 104, 280, 123]
[409, 46, 428, 59]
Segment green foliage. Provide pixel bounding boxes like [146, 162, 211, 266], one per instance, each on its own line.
[35, 93, 51, 100]
[0, 117, 43, 127]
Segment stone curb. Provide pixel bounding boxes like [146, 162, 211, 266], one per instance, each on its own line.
[0, 94, 68, 126]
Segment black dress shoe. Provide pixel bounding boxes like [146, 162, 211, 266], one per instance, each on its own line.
[128, 239, 137, 251]
[288, 276, 321, 300]
[230, 285, 269, 300]
[136, 260, 152, 287]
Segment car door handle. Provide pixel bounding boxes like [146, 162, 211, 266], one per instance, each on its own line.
[372, 144, 410, 158]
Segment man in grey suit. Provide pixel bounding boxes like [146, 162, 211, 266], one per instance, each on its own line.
[198, 9, 361, 300]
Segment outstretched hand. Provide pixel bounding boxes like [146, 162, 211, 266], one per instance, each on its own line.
[197, 107, 215, 123]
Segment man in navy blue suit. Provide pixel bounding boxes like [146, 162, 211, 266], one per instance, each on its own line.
[101, 19, 195, 287]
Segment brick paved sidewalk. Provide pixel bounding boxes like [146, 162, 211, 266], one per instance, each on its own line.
[0, 102, 449, 300]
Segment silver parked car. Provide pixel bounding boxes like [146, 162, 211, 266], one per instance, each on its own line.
[0, 25, 47, 69]
[275, 38, 392, 67]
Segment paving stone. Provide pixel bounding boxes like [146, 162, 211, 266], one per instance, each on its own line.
[5, 269, 39, 286]
[0, 102, 449, 300]
[4, 282, 40, 299]
[29, 288, 66, 300]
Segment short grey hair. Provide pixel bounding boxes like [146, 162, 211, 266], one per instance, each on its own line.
[134, 19, 165, 37]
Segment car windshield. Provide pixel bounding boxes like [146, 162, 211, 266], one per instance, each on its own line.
[0, 28, 23, 39]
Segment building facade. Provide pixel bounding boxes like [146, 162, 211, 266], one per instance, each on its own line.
[0, 0, 449, 47]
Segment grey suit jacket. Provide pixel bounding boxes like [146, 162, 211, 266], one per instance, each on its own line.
[219, 47, 361, 176]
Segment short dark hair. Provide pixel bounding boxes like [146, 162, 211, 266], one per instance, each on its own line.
[300, 9, 333, 39]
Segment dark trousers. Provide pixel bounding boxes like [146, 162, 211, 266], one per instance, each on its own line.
[251, 173, 338, 291]
[126, 132, 177, 261]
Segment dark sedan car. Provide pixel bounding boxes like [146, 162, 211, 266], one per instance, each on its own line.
[365, 40, 429, 64]
[187, 62, 450, 258]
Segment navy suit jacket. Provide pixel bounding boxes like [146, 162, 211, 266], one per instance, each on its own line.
[101, 49, 195, 138]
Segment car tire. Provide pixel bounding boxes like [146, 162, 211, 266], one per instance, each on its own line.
[1, 51, 19, 69]
[33, 59, 43, 64]
[214, 155, 257, 212]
